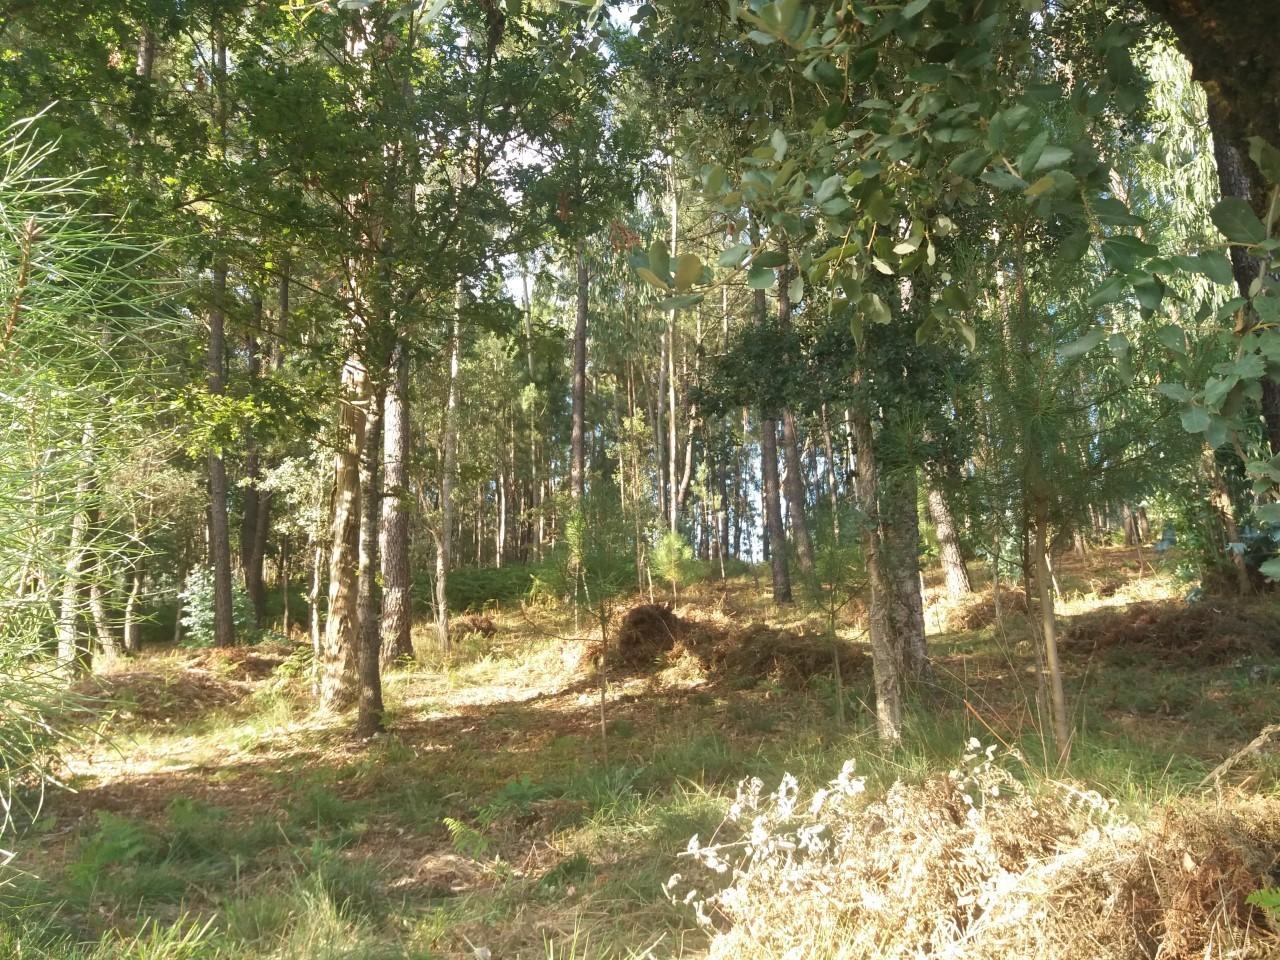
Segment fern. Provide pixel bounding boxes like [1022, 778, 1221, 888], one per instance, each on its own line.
[442, 817, 491, 859]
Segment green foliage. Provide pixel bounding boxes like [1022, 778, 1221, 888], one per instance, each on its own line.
[652, 530, 695, 596]
[178, 566, 254, 647]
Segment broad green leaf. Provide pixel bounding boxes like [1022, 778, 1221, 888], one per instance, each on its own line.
[871, 257, 894, 275]
[1248, 137, 1280, 184]
[636, 267, 669, 292]
[747, 265, 775, 289]
[1086, 276, 1126, 308]
[1180, 405, 1210, 433]
[955, 320, 976, 351]
[1156, 382, 1193, 402]
[673, 253, 703, 291]
[718, 243, 750, 268]
[1033, 145, 1072, 171]
[648, 239, 671, 282]
[1155, 324, 1186, 354]
[753, 250, 788, 268]
[949, 147, 989, 177]
[902, 0, 931, 19]
[771, 128, 788, 161]
[814, 174, 842, 203]
[1255, 503, 1280, 524]
[787, 273, 804, 303]
[1057, 327, 1103, 359]
[1203, 374, 1238, 410]
[1210, 197, 1266, 245]
[863, 292, 891, 325]
[655, 293, 704, 311]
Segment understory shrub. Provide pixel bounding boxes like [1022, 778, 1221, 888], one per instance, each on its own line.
[178, 566, 253, 647]
[668, 743, 1280, 959]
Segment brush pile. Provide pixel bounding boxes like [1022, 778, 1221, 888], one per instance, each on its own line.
[667, 744, 1280, 960]
[1064, 600, 1280, 664]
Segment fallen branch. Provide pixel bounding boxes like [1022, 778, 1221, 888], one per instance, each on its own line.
[1200, 723, 1280, 788]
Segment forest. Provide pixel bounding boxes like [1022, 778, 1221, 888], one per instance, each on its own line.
[1, 0, 1279, 956]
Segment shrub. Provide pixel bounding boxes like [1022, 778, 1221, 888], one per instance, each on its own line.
[178, 566, 253, 647]
[667, 743, 1280, 959]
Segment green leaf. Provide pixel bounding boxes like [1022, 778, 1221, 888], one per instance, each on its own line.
[747, 30, 777, 45]
[954, 320, 976, 351]
[747, 265, 775, 289]
[1180, 405, 1210, 433]
[1086, 276, 1126, 308]
[673, 253, 703, 292]
[863, 292, 892, 325]
[902, 0, 931, 18]
[718, 243, 750, 268]
[1156, 382, 1193, 402]
[655, 293, 704, 311]
[648, 239, 671, 282]
[1155, 324, 1186, 354]
[1057, 327, 1104, 359]
[871, 257, 894, 275]
[1248, 137, 1280, 184]
[1032, 145, 1072, 171]
[636, 267, 669, 292]
[1196, 251, 1235, 285]
[787, 273, 804, 303]
[753, 250, 788, 268]
[949, 148, 989, 177]
[980, 168, 1027, 192]
[771, 128, 788, 161]
[1259, 558, 1280, 582]
[1254, 503, 1280, 524]
[1204, 374, 1239, 410]
[1210, 197, 1266, 245]
[814, 174, 843, 203]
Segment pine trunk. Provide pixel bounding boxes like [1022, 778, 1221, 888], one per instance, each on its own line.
[926, 478, 971, 598]
[436, 304, 461, 653]
[380, 339, 413, 666]
[356, 383, 386, 737]
[321, 357, 364, 711]
[851, 401, 902, 745]
[570, 241, 587, 502]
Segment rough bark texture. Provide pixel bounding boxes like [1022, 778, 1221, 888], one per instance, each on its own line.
[380, 338, 413, 666]
[436, 307, 460, 654]
[241, 312, 268, 628]
[321, 357, 364, 711]
[761, 416, 792, 604]
[880, 464, 927, 679]
[851, 400, 901, 745]
[56, 422, 95, 676]
[777, 268, 815, 574]
[570, 241, 588, 501]
[926, 478, 971, 599]
[206, 260, 235, 648]
[1034, 511, 1070, 765]
[356, 384, 386, 737]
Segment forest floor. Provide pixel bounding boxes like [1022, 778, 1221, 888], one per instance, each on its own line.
[4, 547, 1280, 959]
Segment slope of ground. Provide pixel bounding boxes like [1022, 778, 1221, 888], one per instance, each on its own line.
[2, 548, 1278, 958]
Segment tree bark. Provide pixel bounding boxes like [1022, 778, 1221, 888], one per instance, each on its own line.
[380, 338, 413, 666]
[776, 265, 815, 573]
[851, 400, 901, 745]
[356, 382, 386, 737]
[570, 240, 588, 501]
[881, 464, 928, 678]
[926, 477, 972, 599]
[206, 15, 234, 648]
[241, 303, 268, 629]
[436, 299, 461, 654]
[321, 357, 364, 711]
[1034, 511, 1070, 765]
[761, 416, 792, 603]
[56, 422, 95, 677]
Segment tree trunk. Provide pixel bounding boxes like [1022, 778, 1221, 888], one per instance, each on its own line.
[776, 265, 815, 573]
[1034, 511, 1071, 765]
[356, 383, 386, 737]
[122, 562, 142, 654]
[380, 338, 413, 666]
[926, 478, 972, 599]
[207, 261, 235, 648]
[436, 302, 461, 654]
[56, 422, 95, 677]
[761, 417, 792, 603]
[881, 465, 927, 678]
[321, 357, 364, 711]
[570, 240, 588, 502]
[851, 401, 901, 745]
[242, 311, 268, 629]
[207, 18, 234, 648]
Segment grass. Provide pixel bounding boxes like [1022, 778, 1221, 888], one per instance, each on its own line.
[2, 547, 1277, 958]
